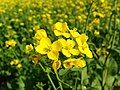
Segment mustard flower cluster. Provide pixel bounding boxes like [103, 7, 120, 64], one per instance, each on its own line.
[34, 22, 93, 71]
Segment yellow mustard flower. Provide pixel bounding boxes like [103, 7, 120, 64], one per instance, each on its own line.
[94, 31, 100, 36]
[25, 44, 33, 53]
[52, 60, 61, 72]
[63, 59, 75, 69]
[76, 34, 88, 46]
[5, 39, 16, 47]
[53, 22, 70, 38]
[69, 28, 80, 38]
[10, 61, 14, 65]
[35, 38, 61, 60]
[74, 58, 86, 68]
[14, 59, 20, 65]
[34, 29, 47, 41]
[58, 38, 79, 57]
[76, 34, 93, 58]
[16, 63, 22, 68]
[92, 18, 100, 25]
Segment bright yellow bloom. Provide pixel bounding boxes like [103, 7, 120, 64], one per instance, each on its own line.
[63, 58, 86, 69]
[25, 44, 33, 53]
[69, 28, 80, 38]
[53, 22, 70, 38]
[34, 29, 47, 41]
[58, 39, 79, 57]
[84, 48, 93, 58]
[74, 58, 86, 68]
[5, 39, 16, 47]
[52, 60, 61, 72]
[76, 34, 88, 46]
[76, 34, 93, 58]
[63, 59, 75, 68]
[35, 38, 61, 60]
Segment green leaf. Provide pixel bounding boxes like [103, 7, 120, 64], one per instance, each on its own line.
[7, 82, 12, 89]
[107, 58, 118, 76]
[58, 69, 69, 76]
[71, 67, 81, 72]
[111, 46, 120, 54]
[45, 67, 51, 73]
[81, 67, 88, 85]
[106, 75, 115, 87]
[98, 56, 106, 66]
[91, 77, 102, 90]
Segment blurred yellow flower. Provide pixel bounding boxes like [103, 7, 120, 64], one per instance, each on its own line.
[34, 29, 47, 41]
[52, 60, 61, 72]
[53, 22, 70, 38]
[16, 63, 22, 68]
[10, 61, 14, 65]
[94, 31, 100, 36]
[32, 54, 41, 64]
[5, 39, 16, 47]
[76, 34, 88, 46]
[69, 28, 80, 38]
[14, 59, 20, 65]
[25, 44, 33, 53]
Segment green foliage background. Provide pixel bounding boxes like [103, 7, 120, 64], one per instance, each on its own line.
[0, 0, 120, 90]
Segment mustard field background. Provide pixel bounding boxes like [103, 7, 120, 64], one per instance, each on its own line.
[0, 0, 120, 90]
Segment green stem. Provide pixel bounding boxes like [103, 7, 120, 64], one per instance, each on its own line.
[74, 77, 78, 90]
[84, 1, 94, 32]
[39, 63, 57, 90]
[55, 71, 63, 90]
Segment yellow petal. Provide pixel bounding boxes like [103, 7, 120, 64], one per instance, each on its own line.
[74, 59, 86, 68]
[69, 49, 79, 55]
[54, 22, 63, 31]
[62, 22, 69, 32]
[62, 49, 71, 57]
[78, 46, 84, 54]
[69, 28, 80, 38]
[76, 37, 82, 46]
[47, 51, 59, 60]
[34, 29, 47, 40]
[35, 45, 48, 54]
[39, 38, 51, 48]
[84, 48, 93, 58]
[51, 40, 62, 51]
[67, 39, 75, 49]
[62, 33, 70, 38]
[63, 59, 75, 68]
[80, 34, 88, 43]
[76, 34, 88, 45]
[58, 38, 67, 47]
[54, 30, 62, 36]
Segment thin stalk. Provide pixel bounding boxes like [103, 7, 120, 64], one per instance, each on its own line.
[74, 77, 78, 90]
[84, 1, 94, 32]
[55, 72, 63, 90]
[39, 63, 57, 90]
